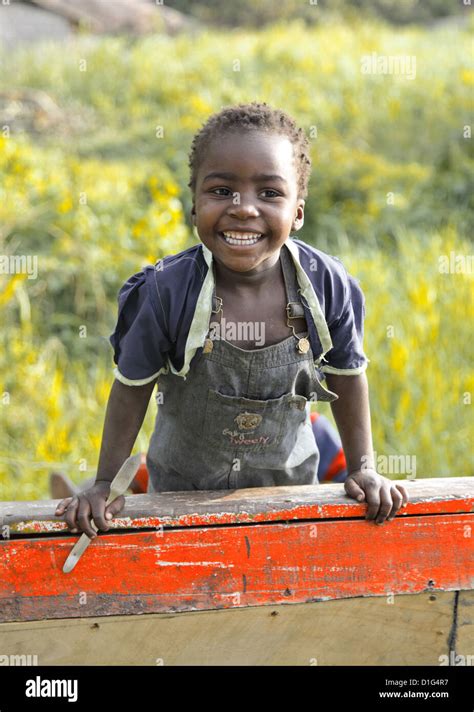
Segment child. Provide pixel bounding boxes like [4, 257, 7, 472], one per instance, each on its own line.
[55, 102, 409, 538]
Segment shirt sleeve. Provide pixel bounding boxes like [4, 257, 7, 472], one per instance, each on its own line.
[320, 262, 370, 375]
[108, 269, 171, 386]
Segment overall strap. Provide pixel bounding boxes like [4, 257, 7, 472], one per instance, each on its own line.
[211, 262, 222, 315]
[280, 243, 307, 326]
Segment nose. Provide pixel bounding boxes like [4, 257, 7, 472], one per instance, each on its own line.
[227, 192, 259, 219]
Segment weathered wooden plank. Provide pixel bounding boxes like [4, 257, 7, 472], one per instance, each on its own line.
[456, 590, 474, 661]
[1, 513, 472, 622]
[1, 477, 473, 535]
[0, 591, 463, 666]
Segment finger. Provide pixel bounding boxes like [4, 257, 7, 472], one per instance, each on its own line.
[64, 497, 79, 531]
[77, 497, 97, 540]
[365, 484, 381, 520]
[387, 487, 404, 521]
[396, 484, 409, 507]
[105, 496, 126, 522]
[55, 497, 73, 515]
[376, 487, 396, 524]
[90, 498, 109, 532]
[344, 478, 366, 502]
[106, 495, 125, 516]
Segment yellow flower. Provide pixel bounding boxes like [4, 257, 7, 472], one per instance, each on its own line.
[460, 69, 474, 85]
[57, 196, 73, 213]
[409, 281, 435, 310]
[0, 274, 28, 306]
[389, 341, 409, 374]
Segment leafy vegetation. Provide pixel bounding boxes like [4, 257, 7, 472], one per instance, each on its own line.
[0, 17, 472, 499]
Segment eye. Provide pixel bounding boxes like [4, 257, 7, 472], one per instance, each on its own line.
[210, 187, 232, 196]
[208, 187, 282, 199]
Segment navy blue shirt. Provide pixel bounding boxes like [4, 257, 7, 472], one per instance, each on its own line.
[109, 237, 370, 385]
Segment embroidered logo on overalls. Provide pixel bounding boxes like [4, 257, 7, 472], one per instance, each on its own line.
[222, 411, 270, 446]
[234, 412, 263, 430]
[222, 429, 271, 446]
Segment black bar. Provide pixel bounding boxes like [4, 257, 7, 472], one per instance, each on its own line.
[0, 665, 471, 710]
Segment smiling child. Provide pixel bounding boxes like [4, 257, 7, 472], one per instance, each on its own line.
[56, 102, 409, 538]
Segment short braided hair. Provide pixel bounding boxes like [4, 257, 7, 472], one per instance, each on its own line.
[187, 101, 312, 199]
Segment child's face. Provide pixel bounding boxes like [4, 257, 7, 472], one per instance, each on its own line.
[192, 130, 305, 274]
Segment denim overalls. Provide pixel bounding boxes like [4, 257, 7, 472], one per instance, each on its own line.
[146, 243, 338, 492]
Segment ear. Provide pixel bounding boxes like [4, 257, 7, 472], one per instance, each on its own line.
[190, 206, 196, 225]
[292, 200, 305, 232]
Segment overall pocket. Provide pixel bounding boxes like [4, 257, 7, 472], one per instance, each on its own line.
[202, 388, 308, 453]
[308, 360, 339, 403]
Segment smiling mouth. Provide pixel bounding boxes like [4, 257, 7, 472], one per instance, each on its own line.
[218, 231, 265, 247]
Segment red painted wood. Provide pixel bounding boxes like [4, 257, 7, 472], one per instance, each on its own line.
[2, 478, 473, 535]
[1, 513, 472, 622]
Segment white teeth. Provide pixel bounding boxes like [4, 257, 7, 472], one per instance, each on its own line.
[222, 231, 262, 246]
[223, 232, 262, 239]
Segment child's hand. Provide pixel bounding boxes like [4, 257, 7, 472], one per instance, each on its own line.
[54, 481, 125, 539]
[344, 469, 409, 524]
